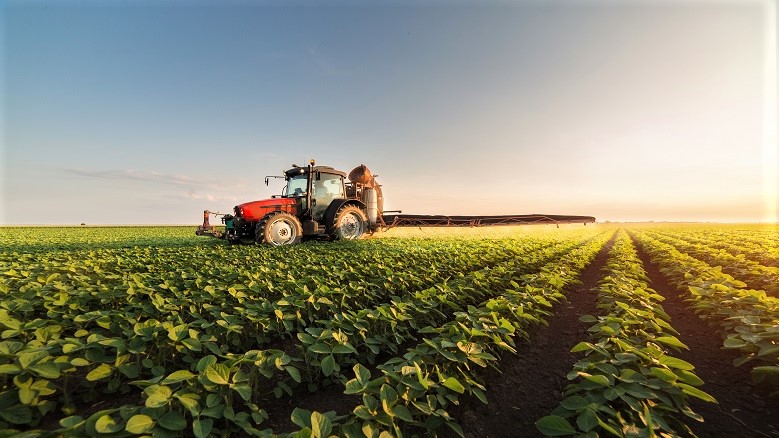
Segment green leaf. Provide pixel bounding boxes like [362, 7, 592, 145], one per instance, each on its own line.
[182, 338, 202, 351]
[86, 363, 113, 381]
[576, 409, 598, 432]
[442, 377, 465, 394]
[193, 418, 213, 438]
[125, 414, 154, 434]
[95, 414, 123, 434]
[168, 323, 189, 342]
[361, 421, 378, 438]
[196, 355, 217, 373]
[28, 362, 60, 379]
[309, 343, 331, 354]
[344, 378, 364, 395]
[678, 383, 717, 403]
[19, 387, 37, 405]
[380, 384, 399, 406]
[0, 364, 20, 374]
[286, 366, 302, 383]
[580, 373, 610, 386]
[70, 358, 90, 367]
[332, 344, 356, 354]
[291, 408, 312, 429]
[233, 383, 252, 401]
[535, 415, 576, 436]
[174, 393, 200, 414]
[723, 338, 748, 349]
[59, 415, 85, 429]
[206, 394, 221, 408]
[0, 405, 32, 425]
[18, 351, 47, 369]
[758, 345, 779, 357]
[655, 336, 688, 349]
[650, 367, 677, 383]
[354, 363, 371, 384]
[204, 363, 231, 385]
[310, 411, 333, 438]
[200, 405, 225, 418]
[320, 355, 337, 377]
[659, 356, 695, 371]
[144, 385, 172, 408]
[393, 405, 414, 422]
[675, 369, 704, 386]
[752, 366, 779, 375]
[162, 369, 195, 384]
[570, 342, 594, 353]
[559, 396, 588, 411]
[158, 411, 187, 431]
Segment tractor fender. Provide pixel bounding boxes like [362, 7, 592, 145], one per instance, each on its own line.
[324, 199, 366, 228]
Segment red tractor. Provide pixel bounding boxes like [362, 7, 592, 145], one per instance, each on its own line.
[197, 160, 383, 245]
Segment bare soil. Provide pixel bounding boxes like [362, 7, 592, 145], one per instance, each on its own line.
[632, 237, 779, 438]
[261, 379, 362, 433]
[444, 233, 617, 437]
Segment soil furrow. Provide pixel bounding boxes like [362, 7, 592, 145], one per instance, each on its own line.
[447, 232, 617, 438]
[632, 237, 779, 438]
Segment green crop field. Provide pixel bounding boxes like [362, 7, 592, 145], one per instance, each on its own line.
[0, 224, 777, 437]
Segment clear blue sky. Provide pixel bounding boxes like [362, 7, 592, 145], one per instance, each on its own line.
[1, 0, 775, 224]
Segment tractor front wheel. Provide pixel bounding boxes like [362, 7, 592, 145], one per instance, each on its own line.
[256, 212, 303, 246]
[329, 205, 368, 241]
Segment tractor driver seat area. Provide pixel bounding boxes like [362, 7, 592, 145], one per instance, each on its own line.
[312, 174, 344, 221]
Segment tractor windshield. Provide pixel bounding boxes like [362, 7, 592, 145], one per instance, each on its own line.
[285, 174, 308, 197]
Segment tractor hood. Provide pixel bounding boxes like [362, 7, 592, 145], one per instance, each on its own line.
[235, 198, 297, 222]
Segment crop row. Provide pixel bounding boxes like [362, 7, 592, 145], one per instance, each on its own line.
[538, 230, 713, 437]
[622, 224, 778, 248]
[649, 228, 777, 268]
[0, 227, 209, 252]
[630, 230, 779, 394]
[640, 230, 779, 296]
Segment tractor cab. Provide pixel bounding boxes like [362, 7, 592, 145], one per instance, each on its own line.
[282, 164, 347, 222]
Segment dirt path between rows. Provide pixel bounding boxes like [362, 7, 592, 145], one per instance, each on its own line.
[632, 236, 779, 438]
[446, 233, 617, 438]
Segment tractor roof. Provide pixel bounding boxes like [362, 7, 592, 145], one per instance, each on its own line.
[285, 165, 346, 178]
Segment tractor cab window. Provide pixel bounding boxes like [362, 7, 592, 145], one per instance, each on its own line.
[312, 173, 345, 199]
[312, 173, 345, 220]
[285, 175, 308, 197]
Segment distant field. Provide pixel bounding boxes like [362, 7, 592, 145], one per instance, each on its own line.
[0, 224, 776, 437]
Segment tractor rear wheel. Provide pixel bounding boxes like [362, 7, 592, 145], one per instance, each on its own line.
[256, 212, 303, 246]
[329, 205, 368, 241]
